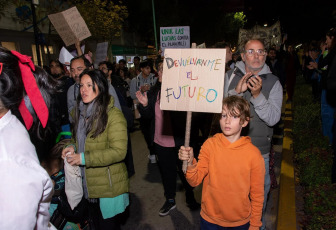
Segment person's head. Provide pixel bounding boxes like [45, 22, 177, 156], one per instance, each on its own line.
[0, 47, 60, 138]
[309, 41, 321, 60]
[287, 45, 294, 53]
[116, 67, 129, 79]
[41, 139, 70, 176]
[139, 60, 152, 78]
[74, 69, 110, 139]
[268, 48, 277, 61]
[133, 56, 140, 66]
[219, 96, 250, 141]
[70, 56, 92, 83]
[49, 59, 65, 78]
[118, 59, 127, 69]
[240, 37, 267, 74]
[0, 47, 23, 116]
[213, 41, 232, 63]
[98, 61, 113, 79]
[326, 27, 336, 50]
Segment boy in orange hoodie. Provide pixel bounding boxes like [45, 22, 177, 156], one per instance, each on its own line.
[179, 95, 265, 230]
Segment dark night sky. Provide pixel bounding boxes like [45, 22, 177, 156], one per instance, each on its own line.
[126, 0, 336, 46]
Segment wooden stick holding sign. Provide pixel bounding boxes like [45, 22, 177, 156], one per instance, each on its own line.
[160, 44, 226, 173]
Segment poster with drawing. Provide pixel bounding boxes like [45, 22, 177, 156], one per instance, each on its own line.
[160, 49, 226, 113]
[48, 6, 91, 46]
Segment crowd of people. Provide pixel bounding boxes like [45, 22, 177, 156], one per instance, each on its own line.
[0, 28, 335, 230]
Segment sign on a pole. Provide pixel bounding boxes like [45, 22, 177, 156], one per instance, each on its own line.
[48, 7, 91, 46]
[160, 49, 226, 113]
[160, 26, 190, 52]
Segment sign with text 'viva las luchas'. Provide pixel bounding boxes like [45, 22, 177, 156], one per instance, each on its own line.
[160, 49, 226, 113]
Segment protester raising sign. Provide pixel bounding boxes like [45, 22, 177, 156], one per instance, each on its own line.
[48, 7, 91, 46]
[160, 49, 226, 113]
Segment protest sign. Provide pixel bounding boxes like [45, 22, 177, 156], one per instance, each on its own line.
[160, 48, 226, 113]
[94, 42, 109, 67]
[238, 21, 281, 49]
[160, 26, 190, 52]
[48, 7, 91, 46]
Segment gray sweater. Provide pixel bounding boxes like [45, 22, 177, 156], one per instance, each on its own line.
[225, 61, 283, 155]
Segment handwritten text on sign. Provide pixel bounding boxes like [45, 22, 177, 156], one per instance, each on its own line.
[160, 26, 190, 52]
[48, 7, 91, 46]
[160, 49, 226, 113]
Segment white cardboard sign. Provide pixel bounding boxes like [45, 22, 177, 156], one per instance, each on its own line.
[160, 26, 190, 52]
[160, 49, 226, 113]
[48, 6, 91, 46]
[95, 42, 109, 66]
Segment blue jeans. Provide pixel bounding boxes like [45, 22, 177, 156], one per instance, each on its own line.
[261, 155, 270, 230]
[200, 217, 249, 230]
[321, 90, 335, 145]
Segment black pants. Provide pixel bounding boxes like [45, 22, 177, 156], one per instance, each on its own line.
[154, 143, 194, 200]
[139, 117, 155, 156]
[88, 201, 121, 230]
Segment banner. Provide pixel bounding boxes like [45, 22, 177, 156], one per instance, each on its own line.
[160, 26, 190, 52]
[160, 49, 226, 113]
[48, 7, 91, 46]
[238, 21, 281, 50]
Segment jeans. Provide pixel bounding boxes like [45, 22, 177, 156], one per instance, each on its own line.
[321, 90, 335, 145]
[200, 217, 250, 230]
[261, 155, 271, 230]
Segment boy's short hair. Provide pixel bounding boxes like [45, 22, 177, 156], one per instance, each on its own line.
[139, 60, 151, 69]
[222, 96, 250, 124]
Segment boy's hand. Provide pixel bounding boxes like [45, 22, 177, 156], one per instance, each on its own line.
[136, 90, 148, 107]
[178, 146, 194, 166]
[62, 146, 75, 159]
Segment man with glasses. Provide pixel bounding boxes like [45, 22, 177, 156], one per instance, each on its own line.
[224, 37, 283, 230]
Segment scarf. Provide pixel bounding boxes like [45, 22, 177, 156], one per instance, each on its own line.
[77, 100, 95, 199]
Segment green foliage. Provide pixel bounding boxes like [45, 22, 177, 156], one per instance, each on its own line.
[304, 184, 336, 230]
[69, 0, 128, 39]
[293, 75, 336, 229]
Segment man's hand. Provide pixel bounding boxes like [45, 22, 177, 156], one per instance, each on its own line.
[136, 91, 148, 107]
[247, 75, 263, 98]
[235, 72, 253, 94]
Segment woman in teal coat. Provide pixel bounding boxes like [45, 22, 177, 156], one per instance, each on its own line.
[62, 69, 128, 229]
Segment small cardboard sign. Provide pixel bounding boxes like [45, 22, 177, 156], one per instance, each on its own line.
[95, 42, 109, 66]
[160, 49, 226, 113]
[160, 26, 190, 52]
[48, 6, 91, 46]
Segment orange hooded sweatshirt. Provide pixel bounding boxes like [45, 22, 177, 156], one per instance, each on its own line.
[186, 133, 265, 229]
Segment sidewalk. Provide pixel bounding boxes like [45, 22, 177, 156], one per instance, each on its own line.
[121, 110, 284, 229]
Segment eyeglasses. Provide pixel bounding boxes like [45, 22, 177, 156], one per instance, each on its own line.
[245, 49, 266, 56]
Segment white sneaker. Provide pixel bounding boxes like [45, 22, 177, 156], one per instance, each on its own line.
[148, 154, 157, 163]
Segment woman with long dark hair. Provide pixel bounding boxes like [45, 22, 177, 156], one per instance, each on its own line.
[62, 69, 129, 229]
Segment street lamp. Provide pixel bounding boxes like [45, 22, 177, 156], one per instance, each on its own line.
[30, 0, 41, 66]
